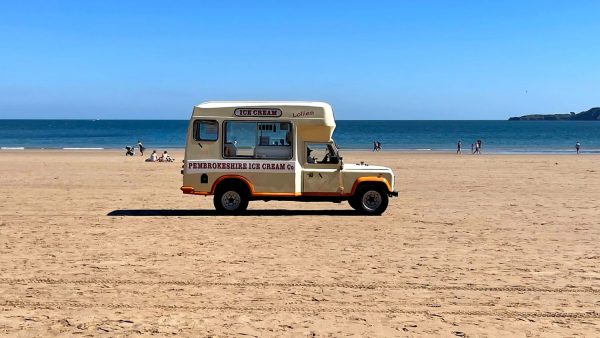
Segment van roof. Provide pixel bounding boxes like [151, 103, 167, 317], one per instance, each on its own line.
[195, 101, 331, 109]
[192, 101, 336, 141]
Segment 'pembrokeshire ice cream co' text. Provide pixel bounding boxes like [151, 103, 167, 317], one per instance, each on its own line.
[186, 160, 295, 173]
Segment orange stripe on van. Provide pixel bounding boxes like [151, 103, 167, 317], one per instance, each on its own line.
[212, 175, 299, 197]
[304, 177, 392, 196]
[181, 186, 210, 195]
[183, 176, 392, 197]
[301, 192, 352, 197]
[180, 186, 195, 194]
[252, 192, 301, 197]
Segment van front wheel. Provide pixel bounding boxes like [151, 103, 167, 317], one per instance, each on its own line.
[348, 198, 361, 211]
[353, 185, 388, 215]
[214, 185, 249, 214]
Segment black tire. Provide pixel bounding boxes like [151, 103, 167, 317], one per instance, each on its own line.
[353, 184, 389, 215]
[213, 183, 249, 214]
[348, 198, 361, 211]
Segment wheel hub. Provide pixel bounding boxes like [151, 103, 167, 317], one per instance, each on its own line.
[362, 190, 382, 211]
[221, 191, 241, 210]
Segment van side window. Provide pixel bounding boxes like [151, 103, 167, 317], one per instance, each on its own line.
[306, 143, 339, 164]
[194, 120, 218, 141]
[223, 121, 292, 159]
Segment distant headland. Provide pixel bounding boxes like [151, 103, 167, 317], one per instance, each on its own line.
[508, 107, 600, 121]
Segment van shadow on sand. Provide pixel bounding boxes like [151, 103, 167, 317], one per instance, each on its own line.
[107, 209, 360, 217]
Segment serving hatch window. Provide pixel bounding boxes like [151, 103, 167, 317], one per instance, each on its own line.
[194, 120, 219, 141]
[223, 121, 292, 159]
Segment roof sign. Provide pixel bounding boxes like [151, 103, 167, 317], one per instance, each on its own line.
[234, 108, 282, 117]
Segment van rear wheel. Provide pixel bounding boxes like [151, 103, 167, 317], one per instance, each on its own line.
[353, 185, 388, 215]
[214, 184, 249, 214]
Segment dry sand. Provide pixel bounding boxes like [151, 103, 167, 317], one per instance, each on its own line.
[0, 150, 599, 337]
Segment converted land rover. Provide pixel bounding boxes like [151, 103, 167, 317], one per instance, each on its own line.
[181, 101, 398, 215]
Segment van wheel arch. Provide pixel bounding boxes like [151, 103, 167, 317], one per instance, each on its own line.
[350, 182, 389, 215]
[353, 181, 390, 195]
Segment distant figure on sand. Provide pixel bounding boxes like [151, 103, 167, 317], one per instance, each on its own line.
[145, 150, 158, 162]
[160, 150, 173, 162]
[576, 141, 581, 154]
[456, 140, 462, 154]
[471, 143, 474, 154]
[137, 140, 145, 156]
[473, 139, 482, 154]
[373, 140, 382, 152]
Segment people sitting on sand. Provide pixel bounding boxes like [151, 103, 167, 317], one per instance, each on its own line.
[145, 150, 158, 162]
[159, 150, 173, 162]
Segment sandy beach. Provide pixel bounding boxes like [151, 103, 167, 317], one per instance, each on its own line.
[0, 149, 599, 336]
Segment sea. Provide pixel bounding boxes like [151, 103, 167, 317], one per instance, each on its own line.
[1, 119, 599, 154]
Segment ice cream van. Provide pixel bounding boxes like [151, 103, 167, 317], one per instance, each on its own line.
[181, 101, 398, 215]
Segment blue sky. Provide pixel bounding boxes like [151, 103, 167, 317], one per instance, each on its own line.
[1, 1, 599, 119]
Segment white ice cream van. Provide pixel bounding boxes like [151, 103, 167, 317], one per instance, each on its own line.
[181, 101, 398, 214]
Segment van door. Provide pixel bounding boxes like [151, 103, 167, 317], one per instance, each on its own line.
[302, 143, 342, 195]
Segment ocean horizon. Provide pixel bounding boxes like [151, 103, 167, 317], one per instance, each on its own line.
[1, 119, 599, 154]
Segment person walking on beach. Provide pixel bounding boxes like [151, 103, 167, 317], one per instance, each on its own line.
[137, 140, 145, 156]
[576, 141, 581, 154]
[471, 143, 474, 154]
[456, 140, 462, 154]
[372, 140, 382, 152]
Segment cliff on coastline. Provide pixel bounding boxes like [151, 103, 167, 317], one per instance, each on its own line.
[508, 107, 600, 121]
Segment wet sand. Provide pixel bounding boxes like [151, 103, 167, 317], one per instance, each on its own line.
[0, 150, 599, 336]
